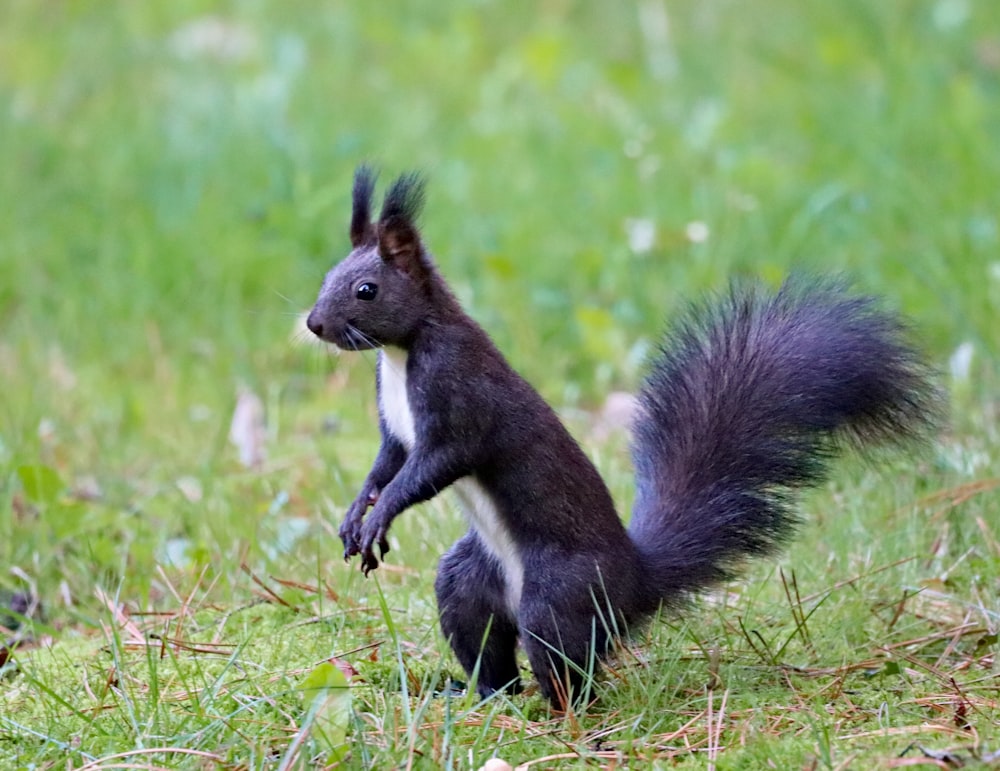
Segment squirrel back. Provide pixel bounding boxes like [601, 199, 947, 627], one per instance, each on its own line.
[306, 167, 939, 707]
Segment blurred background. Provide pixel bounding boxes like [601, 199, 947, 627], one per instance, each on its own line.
[1, 0, 998, 614]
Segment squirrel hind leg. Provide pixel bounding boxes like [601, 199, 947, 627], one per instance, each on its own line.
[518, 580, 621, 710]
[435, 532, 521, 697]
[520, 631, 595, 710]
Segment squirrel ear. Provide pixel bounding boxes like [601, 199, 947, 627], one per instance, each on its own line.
[377, 172, 428, 278]
[350, 165, 378, 247]
[377, 215, 425, 276]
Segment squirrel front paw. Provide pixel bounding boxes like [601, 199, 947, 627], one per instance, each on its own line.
[339, 488, 379, 559]
[358, 512, 391, 576]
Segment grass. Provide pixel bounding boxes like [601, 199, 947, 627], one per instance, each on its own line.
[1, 0, 998, 767]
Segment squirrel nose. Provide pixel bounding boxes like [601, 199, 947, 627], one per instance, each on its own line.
[306, 311, 324, 338]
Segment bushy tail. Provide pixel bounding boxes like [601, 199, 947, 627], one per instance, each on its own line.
[628, 277, 938, 610]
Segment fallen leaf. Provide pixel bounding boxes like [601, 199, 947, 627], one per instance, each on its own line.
[229, 387, 266, 468]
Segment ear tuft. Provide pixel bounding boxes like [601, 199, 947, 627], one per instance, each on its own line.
[380, 172, 426, 224]
[350, 165, 378, 247]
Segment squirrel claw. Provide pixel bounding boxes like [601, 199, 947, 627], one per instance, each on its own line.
[360, 552, 379, 576]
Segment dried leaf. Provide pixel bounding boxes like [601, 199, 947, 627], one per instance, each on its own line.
[229, 388, 266, 468]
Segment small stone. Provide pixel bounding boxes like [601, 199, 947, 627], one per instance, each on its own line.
[478, 759, 514, 771]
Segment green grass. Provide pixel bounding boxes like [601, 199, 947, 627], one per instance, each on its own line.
[1, 0, 998, 767]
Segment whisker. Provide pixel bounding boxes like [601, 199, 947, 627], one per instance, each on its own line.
[289, 311, 325, 348]
[271, 289, 302, 307]
[347, 324, 381, 351]
[342, 326, 360, 353]
[290, 328, 315, 346]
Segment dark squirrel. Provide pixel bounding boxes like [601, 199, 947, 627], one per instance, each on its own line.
[306, 167, 937, 708]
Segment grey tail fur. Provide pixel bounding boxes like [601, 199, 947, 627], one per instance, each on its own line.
[628, 276, 938, 611]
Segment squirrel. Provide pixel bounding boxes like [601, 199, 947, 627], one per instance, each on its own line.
[305, 166, 938, 708]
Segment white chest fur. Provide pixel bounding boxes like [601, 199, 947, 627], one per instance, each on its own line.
[452, 478, 524, 612]
[378, 347, 416, 450]
[377, 347, 524, 612]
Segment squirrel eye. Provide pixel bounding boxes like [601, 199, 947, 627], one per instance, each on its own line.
[356, 282, 378, 301]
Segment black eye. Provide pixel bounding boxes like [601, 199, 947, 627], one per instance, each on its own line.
[356, 282, 378, 301]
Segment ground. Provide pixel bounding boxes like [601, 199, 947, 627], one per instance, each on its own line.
[1, 2, 998, 768]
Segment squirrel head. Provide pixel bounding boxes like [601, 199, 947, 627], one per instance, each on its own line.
[307, 166, 444, 350]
